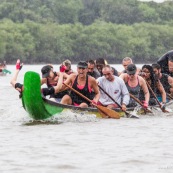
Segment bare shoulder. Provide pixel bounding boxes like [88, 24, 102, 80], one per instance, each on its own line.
[67, 73, 77, 82]
[138, 75, 144, 80]
[120, 73, 127, 78]
[119, 73, 128, 82]
[69, 73, 77, 79]
[88, 75, 96, 82]
[138, 75, 145, 84]
[88, 76, 97, 86]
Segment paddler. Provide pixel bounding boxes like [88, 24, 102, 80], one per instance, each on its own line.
[11, 59, 64, 98]
[152, 63, 173, 100]
[97, 65, 129, 111]
[120, 64, 149, 108]
[60, 61, 100, 108]
[139, 65, 166, 108]
[157, 50, 173, 77]
[41, 64, 69, 102]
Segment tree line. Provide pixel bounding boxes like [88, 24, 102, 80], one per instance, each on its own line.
[0, 0, 173, 63]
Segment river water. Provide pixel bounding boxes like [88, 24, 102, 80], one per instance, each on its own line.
[0, 64, 173, 173]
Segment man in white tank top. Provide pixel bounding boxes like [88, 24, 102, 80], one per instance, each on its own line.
[97, 65, 130, 111]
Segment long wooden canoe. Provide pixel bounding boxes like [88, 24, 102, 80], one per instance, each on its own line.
[22, 71, 144, 120]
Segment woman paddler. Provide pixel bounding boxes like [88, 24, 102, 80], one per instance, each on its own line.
[139, 65, 166, 108]
[60, 61, 100, 108]
[120, 64, 149, 108]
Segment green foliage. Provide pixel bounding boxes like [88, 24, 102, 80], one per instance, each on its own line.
[0, 0, 173, 63]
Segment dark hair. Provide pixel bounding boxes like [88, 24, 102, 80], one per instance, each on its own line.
[87, 59, 95, 65]
[142, 65, 155, 90]
[95, 58, 107, 65]
[77, 61, 88, 68]
[152, 63, 161, 70]
[168, 54, 173, 62]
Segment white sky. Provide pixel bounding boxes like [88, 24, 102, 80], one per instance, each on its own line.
[140, 0, 166, 2]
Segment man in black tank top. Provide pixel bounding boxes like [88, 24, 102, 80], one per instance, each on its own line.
[157, 50, 173, 77]
[60, 61, 100, 108]
[152, 63, 173, 96]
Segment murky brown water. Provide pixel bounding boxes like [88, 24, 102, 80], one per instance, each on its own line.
[0, 65, 173, 173]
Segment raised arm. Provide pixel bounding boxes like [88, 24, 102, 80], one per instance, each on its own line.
[54, 72, 64, 93]
[10, 59, 23, 92]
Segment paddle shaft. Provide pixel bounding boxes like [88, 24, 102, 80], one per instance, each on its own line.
[63, 83, 92, 104]
[129, 93, 143, 107]
[166, 93, 173, 99]
[98, 85, 124, 110]
[145, 81, 162, 107]
[129, 93, 152, 113]
[145, 80, 168, 112]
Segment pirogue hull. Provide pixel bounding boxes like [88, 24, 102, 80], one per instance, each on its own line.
[22, 71, 144, 120]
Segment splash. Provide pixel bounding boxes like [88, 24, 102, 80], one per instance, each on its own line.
[51, 109, 99, 123]
[22, 109, 99, 125]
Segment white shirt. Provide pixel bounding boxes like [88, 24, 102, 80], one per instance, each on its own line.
[97, 76, 130, 106]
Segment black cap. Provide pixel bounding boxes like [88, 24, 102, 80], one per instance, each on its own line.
[77, 61, 88, 68]
[127, 64, 137, 75]
[41, 65, 52, 78]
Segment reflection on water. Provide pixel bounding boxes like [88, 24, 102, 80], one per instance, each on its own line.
[1, 65, 173, 173]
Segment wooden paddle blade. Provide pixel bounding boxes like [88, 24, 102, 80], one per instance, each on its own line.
[96, 105, 120, 119]
[97, 109, 109, 118]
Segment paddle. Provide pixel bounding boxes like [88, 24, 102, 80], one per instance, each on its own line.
[166, 93, 173, 100]
[2, 69, 11, 74]
[98, 85, 139, 118]
[129, 93, 152, 113]
[145, 80, 169, 113]
[63, 83, 120, 119]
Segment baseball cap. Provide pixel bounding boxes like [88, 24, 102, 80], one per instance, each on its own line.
[127, 64, 137, 75]
[77, 61, 88, 68]
[41, 65, 52, 78]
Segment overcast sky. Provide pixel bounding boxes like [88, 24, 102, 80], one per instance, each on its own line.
[140, 0, 165, 2]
